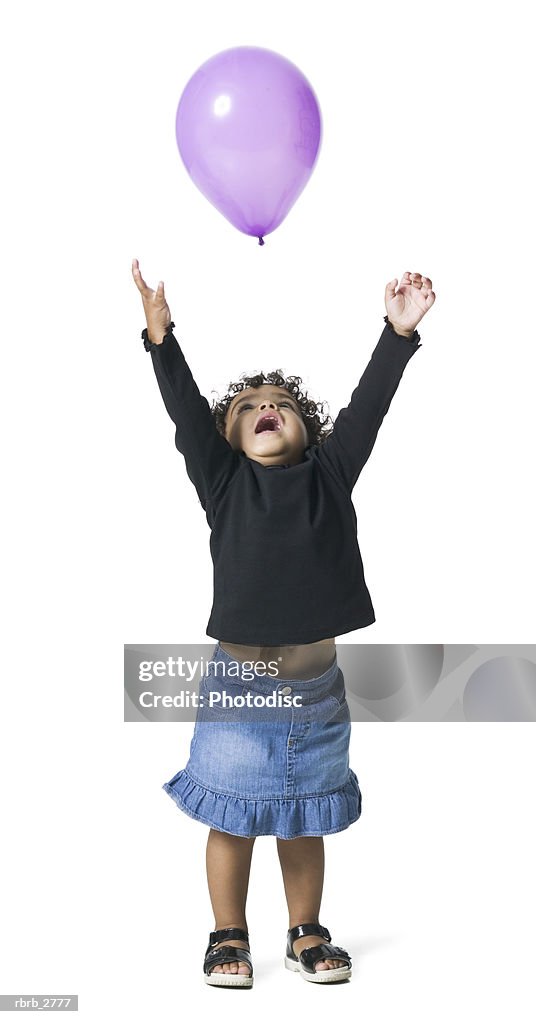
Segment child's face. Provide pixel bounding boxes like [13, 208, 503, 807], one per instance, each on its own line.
[224, 385, 309, 466]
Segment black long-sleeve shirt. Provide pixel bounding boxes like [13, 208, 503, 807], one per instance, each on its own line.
[142, 317, 421, 644]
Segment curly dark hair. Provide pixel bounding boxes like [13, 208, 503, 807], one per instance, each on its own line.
[211, 369, 333, 447]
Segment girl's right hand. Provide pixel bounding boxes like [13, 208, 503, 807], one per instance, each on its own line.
[131, 258, 172, 345]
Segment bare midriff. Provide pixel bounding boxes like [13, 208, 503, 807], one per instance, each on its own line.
[219, 638, 337, 681]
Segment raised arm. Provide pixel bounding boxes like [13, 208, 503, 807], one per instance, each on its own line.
[143, 325, 240, 507]
[317, 272, 435, 492]
[132, 260, 239, 509]
[317, 318, 421, 491]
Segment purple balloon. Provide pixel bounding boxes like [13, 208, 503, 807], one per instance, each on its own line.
[175, 46, 322, 245]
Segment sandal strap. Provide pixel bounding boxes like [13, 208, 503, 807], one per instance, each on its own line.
[208, 927, 249, 947]
[287, 922, 331, 945]
[299, 942, 351, 973]
[204, 945, 253, 975]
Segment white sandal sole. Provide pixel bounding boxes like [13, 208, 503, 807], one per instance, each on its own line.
[205, 970, 253, 987]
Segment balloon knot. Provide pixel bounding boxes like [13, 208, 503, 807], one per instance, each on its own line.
[258, 236, 265, 246]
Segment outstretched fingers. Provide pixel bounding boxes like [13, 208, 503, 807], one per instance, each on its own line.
[132, 258, 165, 299]
[132, 258, 151, 295]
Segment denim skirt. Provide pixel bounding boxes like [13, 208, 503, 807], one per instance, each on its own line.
[162, 644, 362, 839]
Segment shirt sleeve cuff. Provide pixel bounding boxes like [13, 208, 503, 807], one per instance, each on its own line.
[383, 315, 421, 347]
[142, 322, 176, 351]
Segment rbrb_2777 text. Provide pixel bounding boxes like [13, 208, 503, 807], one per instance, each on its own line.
[138, 656, 281, 684]
[138, 690, 303, 709]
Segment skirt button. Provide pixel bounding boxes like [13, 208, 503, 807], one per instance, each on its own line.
[281, 686, 292, 695]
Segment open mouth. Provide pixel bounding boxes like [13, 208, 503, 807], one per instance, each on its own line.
[255, 414, 281, 434]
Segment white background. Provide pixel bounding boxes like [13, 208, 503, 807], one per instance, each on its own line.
[1, 0, 535, 1020]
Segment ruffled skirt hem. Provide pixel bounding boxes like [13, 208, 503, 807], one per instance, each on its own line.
[162, 768, 362, 839]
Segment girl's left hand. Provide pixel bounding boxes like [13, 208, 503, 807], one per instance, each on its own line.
[385, 272, 436, 334]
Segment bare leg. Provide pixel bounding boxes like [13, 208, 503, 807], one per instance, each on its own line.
[206, 828, 256, 976]
[276, 836, 346, 971]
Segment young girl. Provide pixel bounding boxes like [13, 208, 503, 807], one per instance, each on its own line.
[132, 258, 435, 987]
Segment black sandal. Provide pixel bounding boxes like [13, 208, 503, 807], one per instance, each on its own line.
[203, 927, 253, 987]
[285, 923, 352, 983]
